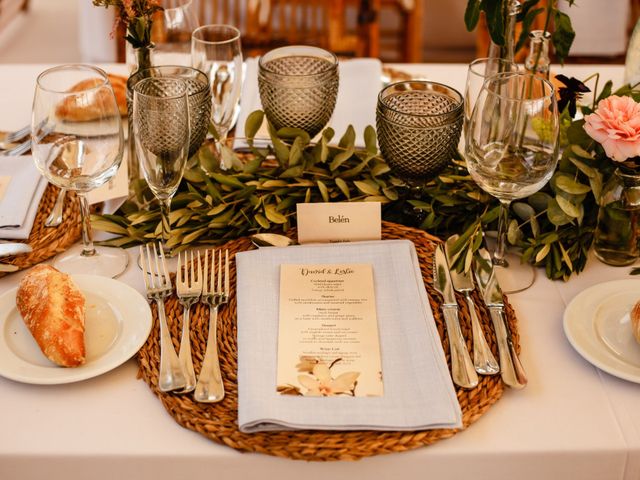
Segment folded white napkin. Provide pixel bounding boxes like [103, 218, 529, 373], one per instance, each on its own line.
[0, 155, 47, 240]
[236, 240, 462, 433]
[234, 57, 382, 148]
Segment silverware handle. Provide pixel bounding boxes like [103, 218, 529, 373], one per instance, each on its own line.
[45, 188, 66, 227]
[194, 306, 225, 402]
[442, 306, 479, 389]
[156, 299, 187, 392]
[465, 294, 499, 375]
[178, 306, 197, 392]
[489, 307, 527, 389]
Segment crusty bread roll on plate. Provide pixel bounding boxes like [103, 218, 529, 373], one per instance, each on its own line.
[55, 73, 127, 122]
[16, 264, 86, 367]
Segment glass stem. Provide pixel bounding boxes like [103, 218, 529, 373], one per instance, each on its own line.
[78, 192, 97, 257]
[494, 199, 511, 267]
[159, 197, 172, 248]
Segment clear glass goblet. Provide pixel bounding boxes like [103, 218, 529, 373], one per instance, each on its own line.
[31, 64, 128, 277]
[191, 24, 243, 154]
[465, 71, 559, 292]
[132, 77, 190, 254]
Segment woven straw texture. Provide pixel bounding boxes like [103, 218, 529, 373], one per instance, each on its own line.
[136, 221, 521, 461]
[0, 184, 82, 275]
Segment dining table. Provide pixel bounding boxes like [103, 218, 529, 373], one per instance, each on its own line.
[0, 61, 639, 480]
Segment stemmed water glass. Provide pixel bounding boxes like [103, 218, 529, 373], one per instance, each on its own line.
[191, 24, 243, 156]
[31, 64, 128, 277]
[132, 77, 190, 254]
[465, 71, 559, 293]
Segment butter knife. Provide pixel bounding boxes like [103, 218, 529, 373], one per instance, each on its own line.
[474, 248, 527, 389]
[445, 236, 499, 375]
[0, 243, 32, 257]
[433, 244, 478, 389]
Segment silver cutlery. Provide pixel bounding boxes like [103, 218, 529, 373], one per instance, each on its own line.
[194, 249, 229, 403]
[474, 248, 528, 389]
[0, 124, 30, 145]
[433, 244, 479, 389]
[445, 236, 499, 376]
[0, 139, 31, 157]
[175, 250, 202, 393]
[0, 243, 32, 257]
[140, 243, 187, 393]
[45, 188, 66, 227]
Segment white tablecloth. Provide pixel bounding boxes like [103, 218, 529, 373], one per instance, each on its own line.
[0, 63, 638, 480]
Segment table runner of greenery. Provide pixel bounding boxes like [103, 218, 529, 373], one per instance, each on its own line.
[93, 76, 639, 283]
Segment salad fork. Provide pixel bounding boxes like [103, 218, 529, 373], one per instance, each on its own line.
[175, 250, 202, 393]
[140, 243, 187, 393]
[194, 249, 229, 403]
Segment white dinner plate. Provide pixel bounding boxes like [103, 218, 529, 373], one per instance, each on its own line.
[563, 279, 640, 383]
[0, 274, 152, 385]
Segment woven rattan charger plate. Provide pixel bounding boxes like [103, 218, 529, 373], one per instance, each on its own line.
[136, 221, 521, 461]
[0, 184, 82, 275]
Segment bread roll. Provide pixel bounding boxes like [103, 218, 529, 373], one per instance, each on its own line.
[631, 300, 640, 344]
[16, 265, 86, 367]
[56, 73, 127, 122]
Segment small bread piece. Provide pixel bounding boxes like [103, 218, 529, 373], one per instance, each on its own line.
[16, 265, 86, 367]
[631, 300, 640, 344]
[56, 73, 127, 122]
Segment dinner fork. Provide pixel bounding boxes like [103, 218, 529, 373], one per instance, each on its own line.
[0, 124, 30, 145]
[140, 243, 187, 393]
[194, 249, 229, 403]
[0, 139, 31, 157]
[175, 250, 202, 393]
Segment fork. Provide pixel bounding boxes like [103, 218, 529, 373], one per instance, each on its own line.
[175, 250, 202, 393]
[0, 139, 31, 157]
[0, 124, 30, 145]
[140, 243, 187, 393]
[194, 249, 229, 403]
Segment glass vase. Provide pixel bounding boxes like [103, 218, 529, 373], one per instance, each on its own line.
[487, 0, 521, 62]
[525, 30, 551, 80]
[126, 46, 155, 203]
[594, 168, 640, 266]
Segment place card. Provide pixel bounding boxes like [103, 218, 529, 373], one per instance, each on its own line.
[87, 150, 129, 205]
[296, 202, 381, 244]
[277, 263, 384, 397]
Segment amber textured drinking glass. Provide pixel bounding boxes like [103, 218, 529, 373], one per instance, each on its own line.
[376, 80, 463, 183]
[258, 46, 339, 137]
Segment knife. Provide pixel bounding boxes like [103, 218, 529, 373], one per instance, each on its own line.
[474, 248, 527, 389]
[433, 244, 478, 389]
[0, 243, 32, 257]
[0, 263, 19, 272]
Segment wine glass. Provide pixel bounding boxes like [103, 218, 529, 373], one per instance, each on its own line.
[132, 77, 190, 254]
[464, 58, 518, 132]
[191, 24, 243, 155]
[465, 72, 559, 292]
[31, 64, 128, 278]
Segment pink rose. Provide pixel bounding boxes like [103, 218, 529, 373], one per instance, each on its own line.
[583, 95, 640, 162]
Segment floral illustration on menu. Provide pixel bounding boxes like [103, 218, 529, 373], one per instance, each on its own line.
[277, 356, 360, 397]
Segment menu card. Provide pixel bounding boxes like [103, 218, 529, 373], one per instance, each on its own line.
[236, 240, 462, 433]
[277, 264, 384, 397]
